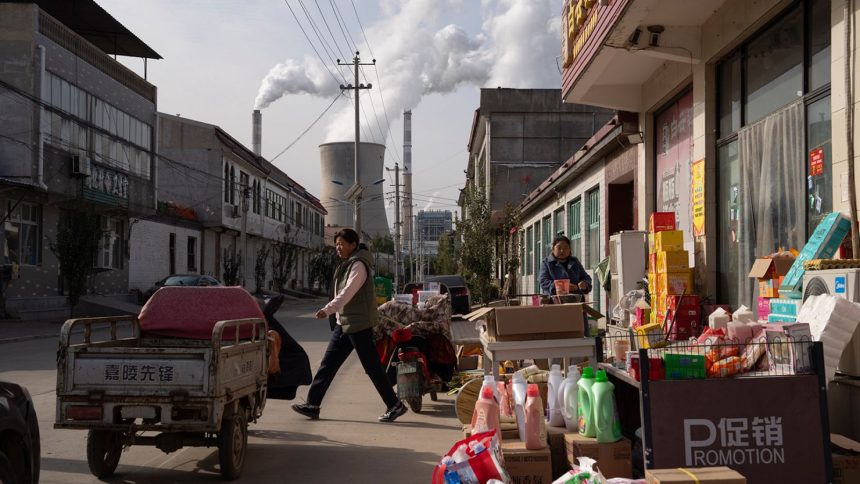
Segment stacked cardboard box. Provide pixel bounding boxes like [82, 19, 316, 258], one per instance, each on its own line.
[564, 433, 632, 479]
[747, 255, 794, 321]
[647, 213, 694, 332]
[501, 441, 552, 483]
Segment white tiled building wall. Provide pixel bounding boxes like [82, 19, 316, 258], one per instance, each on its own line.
[129, 219, 202, 291]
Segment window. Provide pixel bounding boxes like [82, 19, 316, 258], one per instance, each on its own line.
[541, 216, 552, 259]
[568, 198, 582, 261]
[520, 230, 526, 275]
[169, 233, 176, 275]
[525, 226, 533, 275]
[240, 172, 249, 206]
[807, 95, 832, 235]
[187, 237, 197, 272]
[3, 202, 41, 266]
[110, 219, 123, 270]
[229, 167, 236, 205]
[224, 163, 230, 203]
[586, 188, 600, 267]
[532, 222, 542, 293]
[553, 208, 565, 237]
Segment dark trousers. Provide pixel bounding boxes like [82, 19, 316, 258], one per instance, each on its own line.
[306, 325, 398, 409]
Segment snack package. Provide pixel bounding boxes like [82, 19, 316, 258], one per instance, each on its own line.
[707, 356, 744, 378]
[741, 334, 768, 370]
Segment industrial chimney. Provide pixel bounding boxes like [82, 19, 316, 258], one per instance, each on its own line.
[401, 110, 413, 250]
[252, 109, 262, 155]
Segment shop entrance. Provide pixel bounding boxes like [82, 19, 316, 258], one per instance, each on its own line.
[607, 177, 634, 235]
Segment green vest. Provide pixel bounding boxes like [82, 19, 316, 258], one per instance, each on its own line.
[332, 248, 377, 334]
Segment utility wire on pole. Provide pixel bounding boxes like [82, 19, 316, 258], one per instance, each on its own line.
[386, 163, 401, 292]
[338, 51, 375, 238]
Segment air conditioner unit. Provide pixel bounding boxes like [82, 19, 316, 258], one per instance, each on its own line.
[230, 205, 241, 218]
[71, 154, 91, 177]
[803, 268, 860, 377]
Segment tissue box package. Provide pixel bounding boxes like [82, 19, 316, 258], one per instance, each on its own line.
[769, 298, 804, 318]
[796, 294, 860, 381]
[765, 323, 813, 374]
[780, 212, 851, 298]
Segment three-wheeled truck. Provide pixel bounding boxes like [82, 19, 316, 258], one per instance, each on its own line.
[54, 287, 269, 480]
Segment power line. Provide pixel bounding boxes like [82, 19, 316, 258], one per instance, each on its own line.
[282, 0, 342, 87]
[271, 92, 344, 161]
[298, 0, 349, 84]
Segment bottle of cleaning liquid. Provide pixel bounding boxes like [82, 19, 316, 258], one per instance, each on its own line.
[472, 386, 501, 439]
[511, 371, 528, 441]
[524, 383, 547, 449]
[577, 366, 596, 437]
[560, 365, 581, 431]
[592, 369, 622, 443]
[547, 364, 565, 427]
[497, 381, 513, 417]
[472, 375, 499, 429]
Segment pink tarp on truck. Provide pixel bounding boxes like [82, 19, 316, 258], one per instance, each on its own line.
[139, 286, 264, 339]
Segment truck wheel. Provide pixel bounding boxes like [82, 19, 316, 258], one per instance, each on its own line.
[86, 430, 123, 478]
[406, 397, 422, 413]
[0, 452, 16, 484]
[218, 410, 248, 480]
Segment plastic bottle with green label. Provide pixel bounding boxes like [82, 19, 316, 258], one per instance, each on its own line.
[592, 369, 622, 443]
[577, 366, 596, 437]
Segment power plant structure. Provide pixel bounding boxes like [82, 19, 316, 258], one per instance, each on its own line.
[319, 141, 389, 239]
[401, 110, 413, 253]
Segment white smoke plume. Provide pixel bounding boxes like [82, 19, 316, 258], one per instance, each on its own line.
[422, 191, 439, 211]
[254, 0, 561, 142]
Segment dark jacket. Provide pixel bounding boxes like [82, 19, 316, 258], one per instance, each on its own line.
[331, 247, 377, 334]
[539, 255, 592, 296]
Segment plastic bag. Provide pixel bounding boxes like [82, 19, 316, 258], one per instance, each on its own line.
[431, 430, 509, 484]
[552, 457, 605, 484]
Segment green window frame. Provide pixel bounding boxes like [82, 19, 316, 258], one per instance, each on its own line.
[553, 208, 565, 237]
[568, 198, 582, 261]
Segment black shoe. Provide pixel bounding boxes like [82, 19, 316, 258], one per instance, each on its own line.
[378, 401, 407, 422]
[291, 403, 320, 420]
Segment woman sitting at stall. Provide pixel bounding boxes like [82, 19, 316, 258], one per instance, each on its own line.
[539, 235, 592, 296]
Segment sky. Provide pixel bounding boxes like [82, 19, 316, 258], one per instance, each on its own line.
[99, 0, 563, 228]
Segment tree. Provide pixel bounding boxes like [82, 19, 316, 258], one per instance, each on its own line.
[222, 248, 242, 286]
[369, 234, 394, 255]
[500, 203, 522, 297]
[254, 244, 270, 294]
[271, 236, 298, 292]
[433, 233, 457, 275]
[49, 208, 102, 315]
[458, 186, 494, 304]
[308, 247, 338, 294]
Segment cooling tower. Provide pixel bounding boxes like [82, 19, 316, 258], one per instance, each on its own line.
[319, 142, 390, 239]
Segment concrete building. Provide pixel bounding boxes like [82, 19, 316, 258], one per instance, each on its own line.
[142, 113, 326, 293]
[460, 88, 614, 289]
[318, 141, 389, 239]
[0, 0, 160, 319]
[416, 209, 453, 257]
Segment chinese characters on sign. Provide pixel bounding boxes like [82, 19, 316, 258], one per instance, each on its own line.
[684, 417, 785, 467]
[691, 159, 705, 236]
[809, 147, 824, 176]
[87, 165, 129, 200]
[105, 364, 175, 383]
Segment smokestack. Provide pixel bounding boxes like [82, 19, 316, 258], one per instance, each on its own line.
[252, 109, 262, 155]
[401, 110, 413, 247]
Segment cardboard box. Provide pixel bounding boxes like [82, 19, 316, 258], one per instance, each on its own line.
[832, 433, 860, 484]
[634, 299, 651, 329]
[463, 423, 518, 441]
[747, 256, 794, 280]
[757, 277, 784, 298]
[649, 212, 677, 233]
[645, 466, 746, 483]
[636, 322, 665, 349]
[657, 250, 689, 272]
[502, 441, 552, 484]
[780, 212, 852, 298]
[654, 230, 684, 252]
[649, 252, 658, 274]
[564, 433, 632, 478]
[546, 425, 570, 480]
[766, 322, 813, 374]
[656, 270, 693, 295]
[769, 298, 803, 317]
[648, 233, 655, 254]
[756, 297, 771, 321]
[664, 308, 700, 341]
[457, 355, 481, 371]
[466, 304, 603, 341]
[666, 294, 700, 313]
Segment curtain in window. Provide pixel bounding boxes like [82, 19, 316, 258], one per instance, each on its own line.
[735, 100, 805, 306]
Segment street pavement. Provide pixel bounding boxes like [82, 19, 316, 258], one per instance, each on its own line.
[0, 300, 461, 483]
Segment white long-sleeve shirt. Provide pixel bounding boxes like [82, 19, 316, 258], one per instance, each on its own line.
[321, 261, 367, 325]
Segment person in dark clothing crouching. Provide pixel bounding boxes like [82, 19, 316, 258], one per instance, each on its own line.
[292, 228, 407, 422]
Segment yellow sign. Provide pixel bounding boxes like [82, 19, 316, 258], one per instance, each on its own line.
[691, 159, 705, 236]
[564, 0, 599, 63]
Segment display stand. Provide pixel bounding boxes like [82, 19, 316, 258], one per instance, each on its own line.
[480, 333, 601, 378]
[631, 342, 833, 483]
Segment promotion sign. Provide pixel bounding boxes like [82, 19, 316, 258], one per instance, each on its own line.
[643, 375, 828, 483]
[691, 159, 705, 236]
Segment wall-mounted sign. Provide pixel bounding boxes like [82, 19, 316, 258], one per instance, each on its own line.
[564, 0, 600, 63]
[691, 159, 705, 236]
[84, 165, 129, 207]
[809, 147, 824, 176]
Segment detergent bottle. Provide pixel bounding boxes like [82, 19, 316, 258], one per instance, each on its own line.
[547, 364, 565, 427]
[560, 365, 581, 431]
[523, 383, 547, 449]
[497, 381, 513, 417]
[472, 386, 501, 438]
[511, 371, 528, 441]
[577, 366, 596, 437]
[592, 369, 622, 443]
[472, 375, 499, 429]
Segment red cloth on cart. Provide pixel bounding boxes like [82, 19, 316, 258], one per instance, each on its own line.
[139, 286, 264, 339]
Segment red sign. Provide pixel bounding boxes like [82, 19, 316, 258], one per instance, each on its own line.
[810, 147, 824, 176]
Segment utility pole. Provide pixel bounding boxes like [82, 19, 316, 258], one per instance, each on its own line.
[338, 52, 375, 237]
[386, 163, 401, 291]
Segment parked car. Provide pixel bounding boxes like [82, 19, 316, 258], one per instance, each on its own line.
[406, 275, 472, 315]
[143, 274, 222, 302]
[0, 381, 40, 484]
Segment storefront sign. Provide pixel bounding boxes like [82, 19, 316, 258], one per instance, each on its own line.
[83, 165, 129, 207]
[691, 159, 705, 236]
[565, 0, 599, 62]
[809, 147, 824, 176]
[644, 376, 827, 483]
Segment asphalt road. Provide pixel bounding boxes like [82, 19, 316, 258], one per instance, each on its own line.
[0, 300, 461, 483]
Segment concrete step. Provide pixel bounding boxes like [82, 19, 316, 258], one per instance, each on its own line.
[13, 307, 71, 322]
